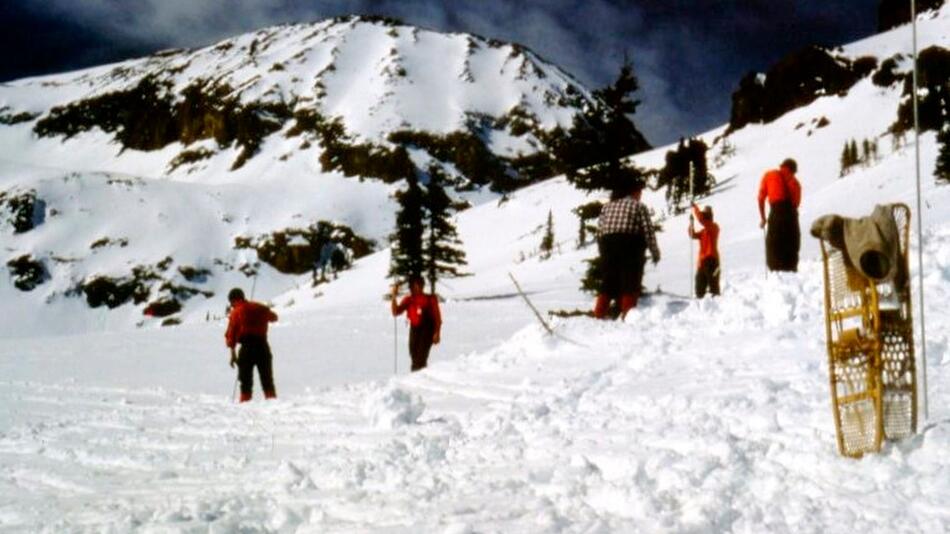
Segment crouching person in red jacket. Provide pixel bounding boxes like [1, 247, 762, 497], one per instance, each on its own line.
[391, 276, 441, 372]
[225, 288, 278, 402]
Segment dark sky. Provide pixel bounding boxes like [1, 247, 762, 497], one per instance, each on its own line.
[0, 1, 881, 145]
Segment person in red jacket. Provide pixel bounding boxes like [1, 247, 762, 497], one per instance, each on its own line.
[689, 203, 720, 297]
[225, 288, 278, 402]
[758, 158, 802, 272]
[391, 276, 441, 372]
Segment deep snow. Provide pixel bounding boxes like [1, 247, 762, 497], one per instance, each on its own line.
[1, 5, 950, 533]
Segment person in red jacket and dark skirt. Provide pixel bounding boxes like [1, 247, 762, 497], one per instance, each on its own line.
[391, 276, 441, 372]
[225, 288, 278, 402]
[758, 158, 802, 272]
[689, 203, 720, 297]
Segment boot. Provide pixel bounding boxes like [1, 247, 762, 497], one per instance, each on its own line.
[264, 390, 277, 400]
[239, 392, 252, 403]
[593, 294, 610, 319]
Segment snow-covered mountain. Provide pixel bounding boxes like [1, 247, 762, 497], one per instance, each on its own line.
[1, 4, 950, 533]
[0, 15, 617, 334]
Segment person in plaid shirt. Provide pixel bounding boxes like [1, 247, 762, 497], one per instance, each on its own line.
[594, 178, 660, 319]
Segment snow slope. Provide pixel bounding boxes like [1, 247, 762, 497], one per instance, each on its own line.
[1, 5, 950, 533]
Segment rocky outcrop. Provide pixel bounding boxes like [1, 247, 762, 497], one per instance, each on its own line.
[234, 222, 375, 275]
[728, 47, 876, 132]
[878, 0, 945, 32]
[34, 77, 291, 171]
[7, 255, 49, 291]
[0, 188, 45, 234]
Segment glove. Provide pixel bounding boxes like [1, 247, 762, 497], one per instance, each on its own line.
[652, 251, 661, 264]
[229, 348, 237, 368]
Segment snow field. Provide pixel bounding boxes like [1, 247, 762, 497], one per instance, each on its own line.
[1, 252, 947, 532]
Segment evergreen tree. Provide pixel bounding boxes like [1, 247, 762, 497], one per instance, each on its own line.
[422, 166, 468, 293]
[388, 170, 426, 283]
[862, 139, 871, 166]
[849, 140, 860, 167]
[840, 142, 852, 176]
[659, 137, 713, 212]
[539, 210, 555, 260]
[552, 58, 650, 192]
[937, 125, 950, 183]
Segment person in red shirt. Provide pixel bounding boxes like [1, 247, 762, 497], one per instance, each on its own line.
[758, 158, 802, 272]
[689, 203, 720, 297]
[225, 288, 278, 402]
[390, 276, 441, 372]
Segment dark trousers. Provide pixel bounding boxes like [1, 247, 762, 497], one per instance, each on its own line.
[695, 257, 721, 298]
[595, 233, 646, 319]
[766, 201, 800, 272]
[408, 323, 435, 372]
[238, 336, 276, 398]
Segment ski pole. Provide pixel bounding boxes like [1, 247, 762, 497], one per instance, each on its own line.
[688, 162, 695, 297]
[231, 373, 239, 403]
[393, 316, 398, 375]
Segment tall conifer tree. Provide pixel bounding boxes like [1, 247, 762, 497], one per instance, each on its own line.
[422, 166, 468, 293]
[388, 169, 426, 283]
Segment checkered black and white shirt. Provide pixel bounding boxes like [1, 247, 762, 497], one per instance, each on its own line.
[597, 197, 660, 260]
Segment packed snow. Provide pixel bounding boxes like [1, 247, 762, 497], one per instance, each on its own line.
[1, 5, 950, 533]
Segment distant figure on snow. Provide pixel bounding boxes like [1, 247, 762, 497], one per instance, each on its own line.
[391, 276, 441, 372]
[758, 158, 802, 272]
[225, 288, 279, 402]
[689, 202, 720, 297]
[594, 178, 660, 320]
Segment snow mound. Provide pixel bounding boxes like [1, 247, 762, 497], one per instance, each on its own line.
[364, 384, 426, 428]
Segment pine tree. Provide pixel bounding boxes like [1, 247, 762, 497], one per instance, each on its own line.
[840, 141, 852, 176]
[422, 166, 468, 293]
[937, 124, 950, 183]
[552, 58, 650, 192]
[388, 170, 426, 283]
[539, 210, 555, 260]
[849, 139, 860, 167]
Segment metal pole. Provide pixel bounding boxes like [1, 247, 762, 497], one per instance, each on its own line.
[910, 0, 929, 421]
[394, 316, 398, 375]
[688, 162, 695, 297]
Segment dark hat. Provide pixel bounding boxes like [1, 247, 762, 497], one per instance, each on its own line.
[227, 287, 245, 302]
[781, 158, 797, 173]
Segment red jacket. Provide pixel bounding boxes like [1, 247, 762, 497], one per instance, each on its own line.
[758, 167, 801, 215]
[225, 300, 278, 348]
[690, 205, 720, 263]
[394, 294, 441, 332]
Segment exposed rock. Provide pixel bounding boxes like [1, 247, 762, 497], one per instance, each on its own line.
[0, 188, 45, 234]
[878, 0, 945, 32]
[235, 221, 375, 275]
[0, 107, 39, 125]
[728, 47, 870, 132]
[143, 298, 182, 318]
[90, 237, 129, 250]
[34, 77, 291, 171]
[78, 258, 171, 309]
[178, 266, 212, 283]
[7, 255, 49, 291]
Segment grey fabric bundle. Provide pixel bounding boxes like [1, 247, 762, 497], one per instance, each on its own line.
[810, 204, 902, 282]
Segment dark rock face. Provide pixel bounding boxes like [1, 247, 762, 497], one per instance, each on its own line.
[729, 46, 871, 132]
[893, 46, 950, 133]
[235, 221, 375, 275]
[878, 0, 945, 32]
[143, 298, 182, 318]
[7, 255, 49, 291]
[0, 189, 45, 234]
[34, 77, 291, 170]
